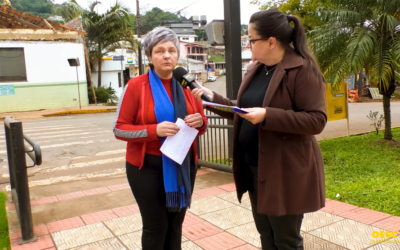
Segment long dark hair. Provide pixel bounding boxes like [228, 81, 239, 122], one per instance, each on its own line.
[249, 9, 323, 80]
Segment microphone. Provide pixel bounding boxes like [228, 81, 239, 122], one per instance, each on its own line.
[173, 67, 213, 102]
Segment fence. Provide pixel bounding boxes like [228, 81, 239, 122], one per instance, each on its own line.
[4, 116, 42, 244]
[197, 109, 233, 173]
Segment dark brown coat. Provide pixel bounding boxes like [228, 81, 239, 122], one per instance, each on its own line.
[210, 49, 327, 216]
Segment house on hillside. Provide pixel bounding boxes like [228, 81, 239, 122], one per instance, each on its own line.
[241, 35, 249, 49]
[181, 41, 208, 62]
[177, 57, 204, 80]
[0, 6, 87, 113]
[162, 16, 206, 41]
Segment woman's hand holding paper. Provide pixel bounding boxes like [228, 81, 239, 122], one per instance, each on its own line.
[184, 113, 204, 128]
[237, 107, 267, 124]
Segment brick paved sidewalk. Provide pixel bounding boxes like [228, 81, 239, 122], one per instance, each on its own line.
[6, 173, 400, 250]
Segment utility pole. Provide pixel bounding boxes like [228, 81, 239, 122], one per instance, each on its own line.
[224, 0, 242, 164]
[224, 0, 242, 100]
[136, 0, 143, 75]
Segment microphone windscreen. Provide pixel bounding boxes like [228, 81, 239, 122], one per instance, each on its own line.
[173, 67, 188, 84]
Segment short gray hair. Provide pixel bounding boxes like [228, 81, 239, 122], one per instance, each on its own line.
[142, 27, 180, 58]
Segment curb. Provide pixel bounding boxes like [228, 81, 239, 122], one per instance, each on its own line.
[42, 109, 116, 117]
[318, 126, 400, 142]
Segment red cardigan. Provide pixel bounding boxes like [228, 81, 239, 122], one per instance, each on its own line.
[113, 73, 208, 168]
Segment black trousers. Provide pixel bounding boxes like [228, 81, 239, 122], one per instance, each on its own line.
[247, 165, 304, 250]
[126, 154, 197, 250]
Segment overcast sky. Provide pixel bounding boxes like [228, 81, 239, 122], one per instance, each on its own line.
[53, 0, 262, 25]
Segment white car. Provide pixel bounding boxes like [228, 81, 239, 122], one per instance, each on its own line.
[207, 76, 217, 82]
[242, 67, 247, 71]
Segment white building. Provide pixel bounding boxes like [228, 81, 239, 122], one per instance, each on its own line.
[91, 50, 150, 98]
[242, 49, 252, 68]
[0, 6, 87, 113]
[178, 57, 204, 76]
[178, 34, 198, 43]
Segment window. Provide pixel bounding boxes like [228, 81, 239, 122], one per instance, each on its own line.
[0, 48, 27, 82]
[187, 48, 190, 54]
[118, 72, 122, 88]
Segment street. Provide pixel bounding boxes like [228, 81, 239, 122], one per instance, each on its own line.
[0, 113, 126, 188]
[206, 75, 400, 140]
[1, 96, 400, 189]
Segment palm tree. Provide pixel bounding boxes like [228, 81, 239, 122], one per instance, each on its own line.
[60, 0, 135, 87]
[309, 0, 400, 140]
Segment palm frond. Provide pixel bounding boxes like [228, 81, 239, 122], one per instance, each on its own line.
[89, 1, 101, 12]
[372, 40, 393, 91]
[346, 28, 377, 73]
[317, 7, 365, 25]
[376, 14, 400, 35]
[59, 1, 84, 22]
[378, 0, 400, 15]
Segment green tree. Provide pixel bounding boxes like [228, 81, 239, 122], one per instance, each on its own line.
[11, 0, 55, 18]
[251, 0, 324, 31]
[241, 24, 248, 35]
[195, 28, 207, 41]
[59, 0, 135, 88]
[138, 7, 183, 34]
[309, 0, 400, 140]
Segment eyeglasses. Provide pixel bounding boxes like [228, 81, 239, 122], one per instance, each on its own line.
[248, 38, 270, 50]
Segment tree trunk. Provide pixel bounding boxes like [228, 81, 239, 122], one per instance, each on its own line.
[365, 67, 370, 86]
[84, 43, 97, 105]
[358, 71, 363, 101]
[98, 57, 102, 88]
[382, 94, 392, 140]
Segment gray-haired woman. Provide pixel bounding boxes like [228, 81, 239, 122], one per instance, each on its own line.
[113, 27, 208, 249]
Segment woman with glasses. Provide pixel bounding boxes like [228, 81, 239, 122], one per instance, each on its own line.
[189, 9, 327, 250]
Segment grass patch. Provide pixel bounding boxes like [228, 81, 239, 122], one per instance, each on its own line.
[0, 192, 10, 250]
[320, 128, 400, 216]
[209, 54, 225, 63]
[393, 90, 400, 99]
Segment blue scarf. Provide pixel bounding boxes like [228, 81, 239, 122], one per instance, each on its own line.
[148, 68, 192, 211]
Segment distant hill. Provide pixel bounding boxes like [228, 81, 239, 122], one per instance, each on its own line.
[10, 0, 55, 19]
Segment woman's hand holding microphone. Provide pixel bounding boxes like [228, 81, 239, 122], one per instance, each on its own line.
[188, 85, 214, 103]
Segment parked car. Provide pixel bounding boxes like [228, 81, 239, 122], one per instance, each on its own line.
[207, 76, 217, 82]
[242, 67, 247, 71]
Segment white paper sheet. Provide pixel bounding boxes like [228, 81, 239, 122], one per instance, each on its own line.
[160, 118, 199, 165]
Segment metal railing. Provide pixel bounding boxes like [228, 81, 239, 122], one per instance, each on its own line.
[197, 109, 233, 173]
[4, 116, 42, 244]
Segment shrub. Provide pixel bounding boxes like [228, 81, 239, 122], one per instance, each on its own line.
[87, 86, 118, 104]
[367, 110, 384, 135]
